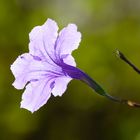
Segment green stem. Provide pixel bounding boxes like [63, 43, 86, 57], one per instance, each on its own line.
[81, 72, 140, 108]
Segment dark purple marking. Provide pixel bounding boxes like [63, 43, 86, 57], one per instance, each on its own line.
[50, 81, 55, 89]
[32, 55, 42, 61]
[30, 79, 39, 82]
[20, 56, 24, 59]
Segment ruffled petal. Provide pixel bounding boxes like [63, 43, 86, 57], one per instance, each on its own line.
[51, 76, 72, 97]
[61, 54, 76, 67]
[29, 19, 58, 63]
[55, 24, 81, 57]
[11, 53, 62, 89]
[20, 78, 54, 113]
[11, 53, 33, 89]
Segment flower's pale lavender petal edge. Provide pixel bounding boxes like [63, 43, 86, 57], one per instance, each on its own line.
[20, 79, 54, 113]
[29, 18, 59, 62]
[55, 24, 81, 66]
[61, 54, 76, 67]
[10, 53, 32, 89]
[56, 23, 81, 56]
[10, 53, 52, 89]
[42, 19, 59, 56]
[51, 76, 72, 97]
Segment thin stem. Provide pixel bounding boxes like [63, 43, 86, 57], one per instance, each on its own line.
[81, 72, 140, 108]
[105, 93, 140, 107]
[116, 50, 140, 74]
[63, 64, 140, 108]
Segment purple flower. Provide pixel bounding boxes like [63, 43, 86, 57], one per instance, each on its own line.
[11, 19, 82, 113]
[11, 19, 140, 113]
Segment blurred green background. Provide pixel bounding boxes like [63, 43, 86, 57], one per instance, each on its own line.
[0, 0, 140, 140]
